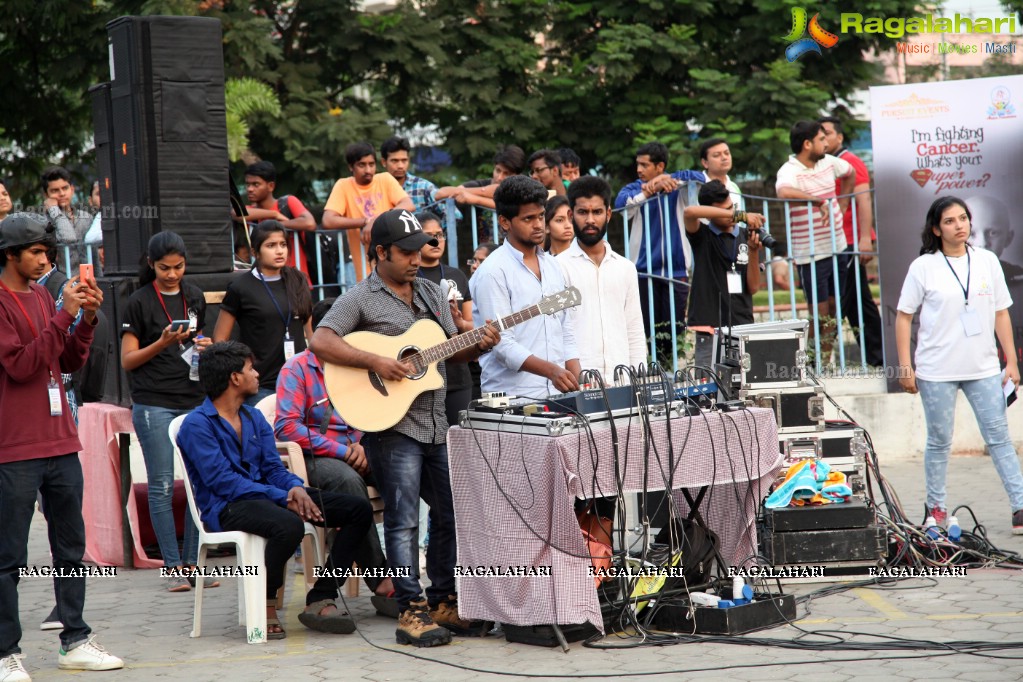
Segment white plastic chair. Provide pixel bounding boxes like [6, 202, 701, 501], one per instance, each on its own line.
[169, 415, 269, 644]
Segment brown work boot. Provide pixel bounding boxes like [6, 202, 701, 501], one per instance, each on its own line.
[395, 599, 452, 647]
[429, 595, 489, 637]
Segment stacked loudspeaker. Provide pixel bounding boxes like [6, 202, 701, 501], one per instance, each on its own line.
[90, 15, 232, 276]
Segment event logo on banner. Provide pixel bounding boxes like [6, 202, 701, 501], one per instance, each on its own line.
[871, 75, 1023, 391]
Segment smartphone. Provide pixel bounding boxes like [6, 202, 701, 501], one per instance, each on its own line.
[79, 263, 94, 286]
[169, 319, 191, 333]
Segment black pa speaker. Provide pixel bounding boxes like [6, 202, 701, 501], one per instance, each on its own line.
[95, 15, 231, 275]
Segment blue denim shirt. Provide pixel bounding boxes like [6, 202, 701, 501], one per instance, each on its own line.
[176, 398, 303, 532]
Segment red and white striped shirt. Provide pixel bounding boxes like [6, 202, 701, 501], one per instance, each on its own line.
[775, 154, 853, 265]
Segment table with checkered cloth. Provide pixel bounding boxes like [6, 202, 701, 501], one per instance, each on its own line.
[447, 407, 780, 632]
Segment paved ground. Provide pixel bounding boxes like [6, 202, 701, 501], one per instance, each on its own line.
[13, 453, 1023, 682]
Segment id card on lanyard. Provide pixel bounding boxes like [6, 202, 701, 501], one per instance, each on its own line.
[257, 272, 295, 359]
[0, 280, 63, 416]
[942, 250, 980, 336]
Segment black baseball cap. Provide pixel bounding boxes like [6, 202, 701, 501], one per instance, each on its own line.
[370, 209, 439, 252]
[0, 212, 56, 250]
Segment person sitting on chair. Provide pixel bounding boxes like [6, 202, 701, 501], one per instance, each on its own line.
[175, 340, 373, 640]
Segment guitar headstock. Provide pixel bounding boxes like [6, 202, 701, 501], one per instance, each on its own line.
[538, 287, 582, 315]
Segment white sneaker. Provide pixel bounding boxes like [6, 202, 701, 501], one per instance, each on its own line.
[57, 637, 124, 671]
[0, 653, 30, 682]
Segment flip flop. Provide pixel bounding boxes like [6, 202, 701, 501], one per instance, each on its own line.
[266, 615, 286, 640]
[298, 599, 356, 634]
[370, 592, 400, 619]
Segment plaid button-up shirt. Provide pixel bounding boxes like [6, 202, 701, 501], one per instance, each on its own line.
[403, 173, 439, 212]
[317, 270, 455, 444]
[274, 349, 360, 459]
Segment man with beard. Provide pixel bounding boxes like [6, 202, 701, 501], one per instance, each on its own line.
[556, 176, 646, 380]
[683, 181, 766, 369]
[776, 121, 855, 355]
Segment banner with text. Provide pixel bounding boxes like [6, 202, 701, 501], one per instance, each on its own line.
[871, 75, 1023, 390]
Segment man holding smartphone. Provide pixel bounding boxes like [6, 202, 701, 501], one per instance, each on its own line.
[0, 213, 124, 678]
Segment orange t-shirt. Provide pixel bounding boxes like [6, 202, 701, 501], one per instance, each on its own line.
[324, 173, 409, 281]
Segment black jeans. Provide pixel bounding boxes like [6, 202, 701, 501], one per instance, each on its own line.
[842, 246, 884, 366]
[218, 488, 372, 604]
[0, 454, 91, 656]
[638, 274, 688, 367]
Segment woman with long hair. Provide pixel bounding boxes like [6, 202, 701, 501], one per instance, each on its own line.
[214, 221, 313, 405]
[896, 195, 1023, 534]
[0, 178, 13, 221]
[544, 195, 574, 256]
[121, 232, 218, 591]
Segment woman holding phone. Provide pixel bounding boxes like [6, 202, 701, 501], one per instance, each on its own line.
[895, 196, 1023, 534]
[214, 220, 313, 405]
[121, 232, 217, 591]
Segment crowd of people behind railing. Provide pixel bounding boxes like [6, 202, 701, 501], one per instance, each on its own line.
[5, 114, 1023, 677]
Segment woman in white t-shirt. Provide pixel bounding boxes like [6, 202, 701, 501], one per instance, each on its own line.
[895, 196, 1023, 535]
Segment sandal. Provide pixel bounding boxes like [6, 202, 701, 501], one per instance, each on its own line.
[370, 590, 400, 619]
[266, 601, 286, 640]
[298, 599, 356, 634]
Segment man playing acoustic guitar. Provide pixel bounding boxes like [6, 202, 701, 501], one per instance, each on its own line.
[309, 209, 500, 648]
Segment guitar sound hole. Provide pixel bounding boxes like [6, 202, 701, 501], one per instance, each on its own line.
[399, 347, 426, 380]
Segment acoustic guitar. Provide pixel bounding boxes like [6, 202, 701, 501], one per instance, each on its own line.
[323, 287, 582, 432]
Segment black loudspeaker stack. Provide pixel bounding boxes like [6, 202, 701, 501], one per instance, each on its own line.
[90, 16, 232, 276]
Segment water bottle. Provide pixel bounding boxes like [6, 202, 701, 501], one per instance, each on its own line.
[189, 335, 203, 382]
[947, 516, 962, 542]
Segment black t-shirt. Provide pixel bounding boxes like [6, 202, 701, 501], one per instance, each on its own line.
[687, 223, 755, 327]
[121, 281, 207, 409]
[221, 270, 308, 389]
[417, 264, 472, 391]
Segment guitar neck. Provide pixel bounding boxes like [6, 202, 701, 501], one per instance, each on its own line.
[416, 304, 544, 366]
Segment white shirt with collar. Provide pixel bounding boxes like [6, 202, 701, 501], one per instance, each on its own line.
[556, 239, 647, 381]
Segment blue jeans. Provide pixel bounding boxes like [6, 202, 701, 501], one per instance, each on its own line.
[0, 455, 91, 656]
[132, 404, 198, 567]
[362, 431, 456, 609]
[917, 374, 1023, 511]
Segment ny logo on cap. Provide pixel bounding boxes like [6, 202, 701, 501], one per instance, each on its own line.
[398, 211, 421, 234]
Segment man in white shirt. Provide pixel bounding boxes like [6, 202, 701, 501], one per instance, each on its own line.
[557, 177, 647, 381]
[775, 120, 855, 354]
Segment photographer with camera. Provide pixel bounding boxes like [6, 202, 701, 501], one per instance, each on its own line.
[414, 211, 474, 426]
[683, 181, 766, 370]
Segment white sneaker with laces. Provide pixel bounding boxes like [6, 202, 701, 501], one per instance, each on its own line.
[0, 653, 30, 682]
[57, 637, 124, 671]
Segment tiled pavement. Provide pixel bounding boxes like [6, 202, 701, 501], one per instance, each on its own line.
[11, 454, 1023, 681]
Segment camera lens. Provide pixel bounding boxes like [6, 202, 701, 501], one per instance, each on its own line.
[758, 227, 778, 250]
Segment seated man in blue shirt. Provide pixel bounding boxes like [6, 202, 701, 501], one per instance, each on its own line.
[176, 340, 372, 640]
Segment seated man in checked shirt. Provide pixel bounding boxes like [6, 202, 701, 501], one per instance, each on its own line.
[275, 297, 396, 617]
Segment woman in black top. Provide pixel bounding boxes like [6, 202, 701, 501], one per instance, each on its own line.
[121, 232, 215, 592]
[214, 221, 313, 406]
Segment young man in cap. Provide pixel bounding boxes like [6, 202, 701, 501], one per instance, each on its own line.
[310, 209, 500, 647]
[0, 213, 122, 680]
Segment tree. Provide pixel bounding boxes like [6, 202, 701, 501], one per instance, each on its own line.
[224, 77, 281, 163]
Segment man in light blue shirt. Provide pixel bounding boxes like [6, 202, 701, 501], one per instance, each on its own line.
[470, 176, 580, 398]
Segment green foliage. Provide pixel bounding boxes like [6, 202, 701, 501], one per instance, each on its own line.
[1, 0, 927, 204]
[224, 78, 281, 162]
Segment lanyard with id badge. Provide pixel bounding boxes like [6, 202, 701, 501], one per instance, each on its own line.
[154, 282, 200, 369]
[0, 279, 66, 416]
[257, 271, 296, 360]
[943, 250, 981, 336]
[718, 229, 747, 295]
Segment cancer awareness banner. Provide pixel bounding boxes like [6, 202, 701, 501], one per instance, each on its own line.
[871, 75, 1023, 391]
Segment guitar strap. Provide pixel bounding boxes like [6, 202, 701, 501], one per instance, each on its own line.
[416, 280, 455, 340]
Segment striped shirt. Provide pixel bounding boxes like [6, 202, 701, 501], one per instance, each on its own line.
[317, 270, 455, 444]
[775, 154, 853, 265]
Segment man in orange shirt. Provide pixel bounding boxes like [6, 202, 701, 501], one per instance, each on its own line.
[322, 142, 415, 282]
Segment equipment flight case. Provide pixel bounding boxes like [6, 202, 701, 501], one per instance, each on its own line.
[740, 384, 825, 434]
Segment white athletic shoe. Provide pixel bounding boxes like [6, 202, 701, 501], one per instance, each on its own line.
[57, 636, 124, 671]
[0, 653, 30, 682]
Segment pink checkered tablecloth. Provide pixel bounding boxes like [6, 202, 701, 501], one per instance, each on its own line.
[447, 407, 780, 632]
